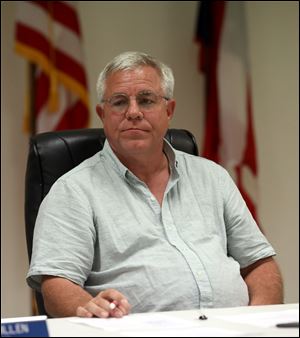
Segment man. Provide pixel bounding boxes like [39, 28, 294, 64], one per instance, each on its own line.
[27, 51, 283, 318]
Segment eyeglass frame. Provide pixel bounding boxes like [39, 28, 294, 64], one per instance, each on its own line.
[101, 90, 170, 115]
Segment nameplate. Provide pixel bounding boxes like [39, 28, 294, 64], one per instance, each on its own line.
[1, 315, 49, 337]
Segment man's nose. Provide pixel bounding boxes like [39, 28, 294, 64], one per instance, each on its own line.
[125, 98, 143, 120]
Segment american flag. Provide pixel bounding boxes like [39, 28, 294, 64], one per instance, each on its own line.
[15, 1, 90, 134]
[195, 1, 259, 223]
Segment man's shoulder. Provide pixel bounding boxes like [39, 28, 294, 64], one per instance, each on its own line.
[57, 151, 103, 183]
[175, 149, 225, 173]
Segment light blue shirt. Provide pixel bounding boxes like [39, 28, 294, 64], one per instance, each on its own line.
[27, 140, 275, 312]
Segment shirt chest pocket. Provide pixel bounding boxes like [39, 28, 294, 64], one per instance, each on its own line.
[175, 200, 226, 246]
[95, 209, 163, 262]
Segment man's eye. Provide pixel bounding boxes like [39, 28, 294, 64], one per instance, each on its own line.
[111, 98, 128, 107]
[138, 97, 155, 106]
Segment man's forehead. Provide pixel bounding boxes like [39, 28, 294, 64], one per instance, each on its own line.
[105, 66, 162, 93]
[107, 66, 160, 81]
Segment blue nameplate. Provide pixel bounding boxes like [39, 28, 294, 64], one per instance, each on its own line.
[1, 315, 49, 337]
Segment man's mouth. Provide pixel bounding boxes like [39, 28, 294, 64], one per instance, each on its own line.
[122, 128, 148, 132]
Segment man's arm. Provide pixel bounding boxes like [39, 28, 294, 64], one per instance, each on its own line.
[241, 257, 284, 305]
[41, 276, 131, 318]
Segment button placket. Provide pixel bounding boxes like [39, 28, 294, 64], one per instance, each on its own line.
[161, 198, 213, 308]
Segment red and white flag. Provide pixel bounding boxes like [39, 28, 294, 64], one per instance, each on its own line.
[195, 2, 259, 222]
[15, 1, 89, 134]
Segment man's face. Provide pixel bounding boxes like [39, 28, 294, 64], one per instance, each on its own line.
[96, 66, 175, 159]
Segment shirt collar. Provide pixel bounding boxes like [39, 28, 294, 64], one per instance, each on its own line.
[101, 140, 128, 178]
[163, 138, 178, 173]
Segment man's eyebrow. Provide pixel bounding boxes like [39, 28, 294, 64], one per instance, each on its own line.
[138, 90, 154, 95]
[110, 92, 128, 97]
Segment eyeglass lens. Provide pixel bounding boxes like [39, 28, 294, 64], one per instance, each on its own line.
[107, 91, 166, 113]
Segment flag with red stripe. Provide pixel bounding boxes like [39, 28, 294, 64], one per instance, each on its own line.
[15, 1, 89, 133]
[195, 1, 259, 223]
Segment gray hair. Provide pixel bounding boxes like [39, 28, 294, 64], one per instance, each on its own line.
[96, 51, 175, 103]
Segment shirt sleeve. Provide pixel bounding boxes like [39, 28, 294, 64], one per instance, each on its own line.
[220, 168, 276, 268]
[27, 178, 96, 292]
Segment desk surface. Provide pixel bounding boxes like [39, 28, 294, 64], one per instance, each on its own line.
[47, 303, 299, 337]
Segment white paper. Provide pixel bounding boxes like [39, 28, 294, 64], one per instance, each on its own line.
[69, 313, 199, 331]
[122, 327, 242, 337]
[215, 309, 299, 328]
[70, 314, 243, 336]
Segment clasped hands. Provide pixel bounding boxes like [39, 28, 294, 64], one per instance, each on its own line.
[76, 288, 131, 318]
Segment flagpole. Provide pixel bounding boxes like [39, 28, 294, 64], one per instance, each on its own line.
[29, 62, 36, 136]
[28, 61, 39, 315]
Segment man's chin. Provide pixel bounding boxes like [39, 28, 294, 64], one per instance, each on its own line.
[120, 138, 150, 152]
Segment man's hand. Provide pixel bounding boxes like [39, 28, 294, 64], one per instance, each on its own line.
[41, 277, 131, 318]
[76, 288, 131, 318]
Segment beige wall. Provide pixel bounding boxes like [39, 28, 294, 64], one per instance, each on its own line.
[1, 1, 298, 317]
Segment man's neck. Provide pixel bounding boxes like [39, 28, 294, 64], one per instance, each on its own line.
[118, 150, 169, 183]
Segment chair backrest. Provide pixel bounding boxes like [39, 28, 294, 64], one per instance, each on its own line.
[25, 128, 198, 315]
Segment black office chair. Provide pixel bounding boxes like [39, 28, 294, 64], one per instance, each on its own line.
[25, 128, 199, 315]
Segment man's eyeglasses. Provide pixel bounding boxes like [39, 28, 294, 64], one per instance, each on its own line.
[101, 91, 169, 114]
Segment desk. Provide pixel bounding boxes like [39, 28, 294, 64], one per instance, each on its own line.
[47, 303, 298, 337]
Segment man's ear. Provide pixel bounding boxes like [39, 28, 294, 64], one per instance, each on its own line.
[96, 104, 105, 122]
[166, 99, 176, 121]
